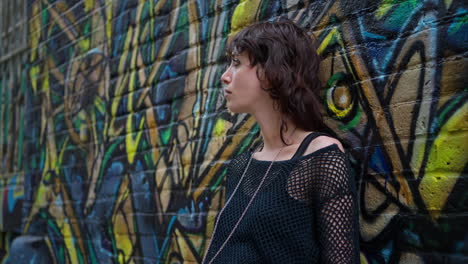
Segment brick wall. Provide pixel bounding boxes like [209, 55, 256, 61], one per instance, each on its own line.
[0, 0, 467, 263]
[0, 0, 28, 260]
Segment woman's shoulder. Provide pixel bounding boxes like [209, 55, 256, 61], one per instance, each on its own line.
[296, 134, 353, 188]
[302, 133, 346, 157]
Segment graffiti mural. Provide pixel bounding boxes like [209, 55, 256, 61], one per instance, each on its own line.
[0, 0, 28, 256]
[0, 0, 466, 263]
[315, 0, 468, 262]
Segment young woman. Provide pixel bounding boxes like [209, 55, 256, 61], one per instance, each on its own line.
[202, 19, 360, 264]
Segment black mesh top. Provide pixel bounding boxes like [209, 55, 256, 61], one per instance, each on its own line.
[204, 132, 360, 264]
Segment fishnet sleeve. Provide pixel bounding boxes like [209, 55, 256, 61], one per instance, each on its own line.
[308, 149, 360, 264]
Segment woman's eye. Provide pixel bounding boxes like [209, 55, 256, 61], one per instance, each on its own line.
[231, 59, 240, 66]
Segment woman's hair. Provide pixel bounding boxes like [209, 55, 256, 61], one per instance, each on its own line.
[226, 19, 326, 144]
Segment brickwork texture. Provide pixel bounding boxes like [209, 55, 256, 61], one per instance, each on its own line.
[0, 0, 467, 263]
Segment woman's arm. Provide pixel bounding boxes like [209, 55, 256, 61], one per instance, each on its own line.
[308, 147, 360, 263]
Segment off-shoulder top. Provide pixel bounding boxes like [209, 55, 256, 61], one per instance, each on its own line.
[204, 132, 360, 263]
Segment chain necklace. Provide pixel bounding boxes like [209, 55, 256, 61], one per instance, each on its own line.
[202, 145, 285, 264]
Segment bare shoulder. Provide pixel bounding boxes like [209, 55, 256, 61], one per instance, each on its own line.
[304, 135, 345, 155]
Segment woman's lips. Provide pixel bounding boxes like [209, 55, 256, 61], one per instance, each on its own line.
[224, 89, 232, 97]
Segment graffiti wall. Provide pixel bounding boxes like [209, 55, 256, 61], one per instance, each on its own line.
[0, 0, 466, 263]
[0, 0, 28, 260]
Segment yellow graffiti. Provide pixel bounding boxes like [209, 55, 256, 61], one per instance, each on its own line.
[317, 27, 339, 55]
[29, 65, 40, 94]
[79, 38, 91, 54]
[126, 114, 145, 164]
[375, 0, 394, 19]
[213, 118, 227, 137]
[106, 1, 113, 48]
[41, 69, 50, 93]
[231, 0, 262, 33]
[376, 0, 417, 19]
[62, 219, 79, 263]
[445, 0, 453, 9]
[84, 0, 95, 12]
[419, 102, 468, 220]
[126, 14, 145, 164]
[30, 3, 41, 62]
[326, 86, 354, 119]
[360, 252, 368, 264]
[114, 212, 133, 263]
[112, 174, 132, 264]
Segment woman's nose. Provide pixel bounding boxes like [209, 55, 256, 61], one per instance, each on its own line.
[221, 67, 231, 85]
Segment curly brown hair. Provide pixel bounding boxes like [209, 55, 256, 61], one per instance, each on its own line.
[226, 19, 326, 144]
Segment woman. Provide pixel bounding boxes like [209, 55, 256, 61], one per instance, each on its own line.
[203, 19, 360, 264]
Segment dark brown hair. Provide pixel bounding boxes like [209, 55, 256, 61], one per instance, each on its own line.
[226, 19, 326, 144]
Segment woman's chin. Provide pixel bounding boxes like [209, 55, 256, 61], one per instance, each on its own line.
[226, 104, 243, 114]
[226, 106, 238, 113]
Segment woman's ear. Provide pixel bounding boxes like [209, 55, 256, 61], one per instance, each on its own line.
[272, 100, 281, 111]
[256, 66, 271, 90]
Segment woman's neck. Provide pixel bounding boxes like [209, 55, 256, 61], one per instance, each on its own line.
[253, 109, 301, 152]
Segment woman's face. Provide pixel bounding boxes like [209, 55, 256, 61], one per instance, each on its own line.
[221, 52, 269, 113]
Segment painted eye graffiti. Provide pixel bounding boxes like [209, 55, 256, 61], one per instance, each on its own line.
[324, 72, 361, 129]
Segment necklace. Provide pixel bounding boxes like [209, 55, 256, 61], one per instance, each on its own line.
[202, 145, 285, 264]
